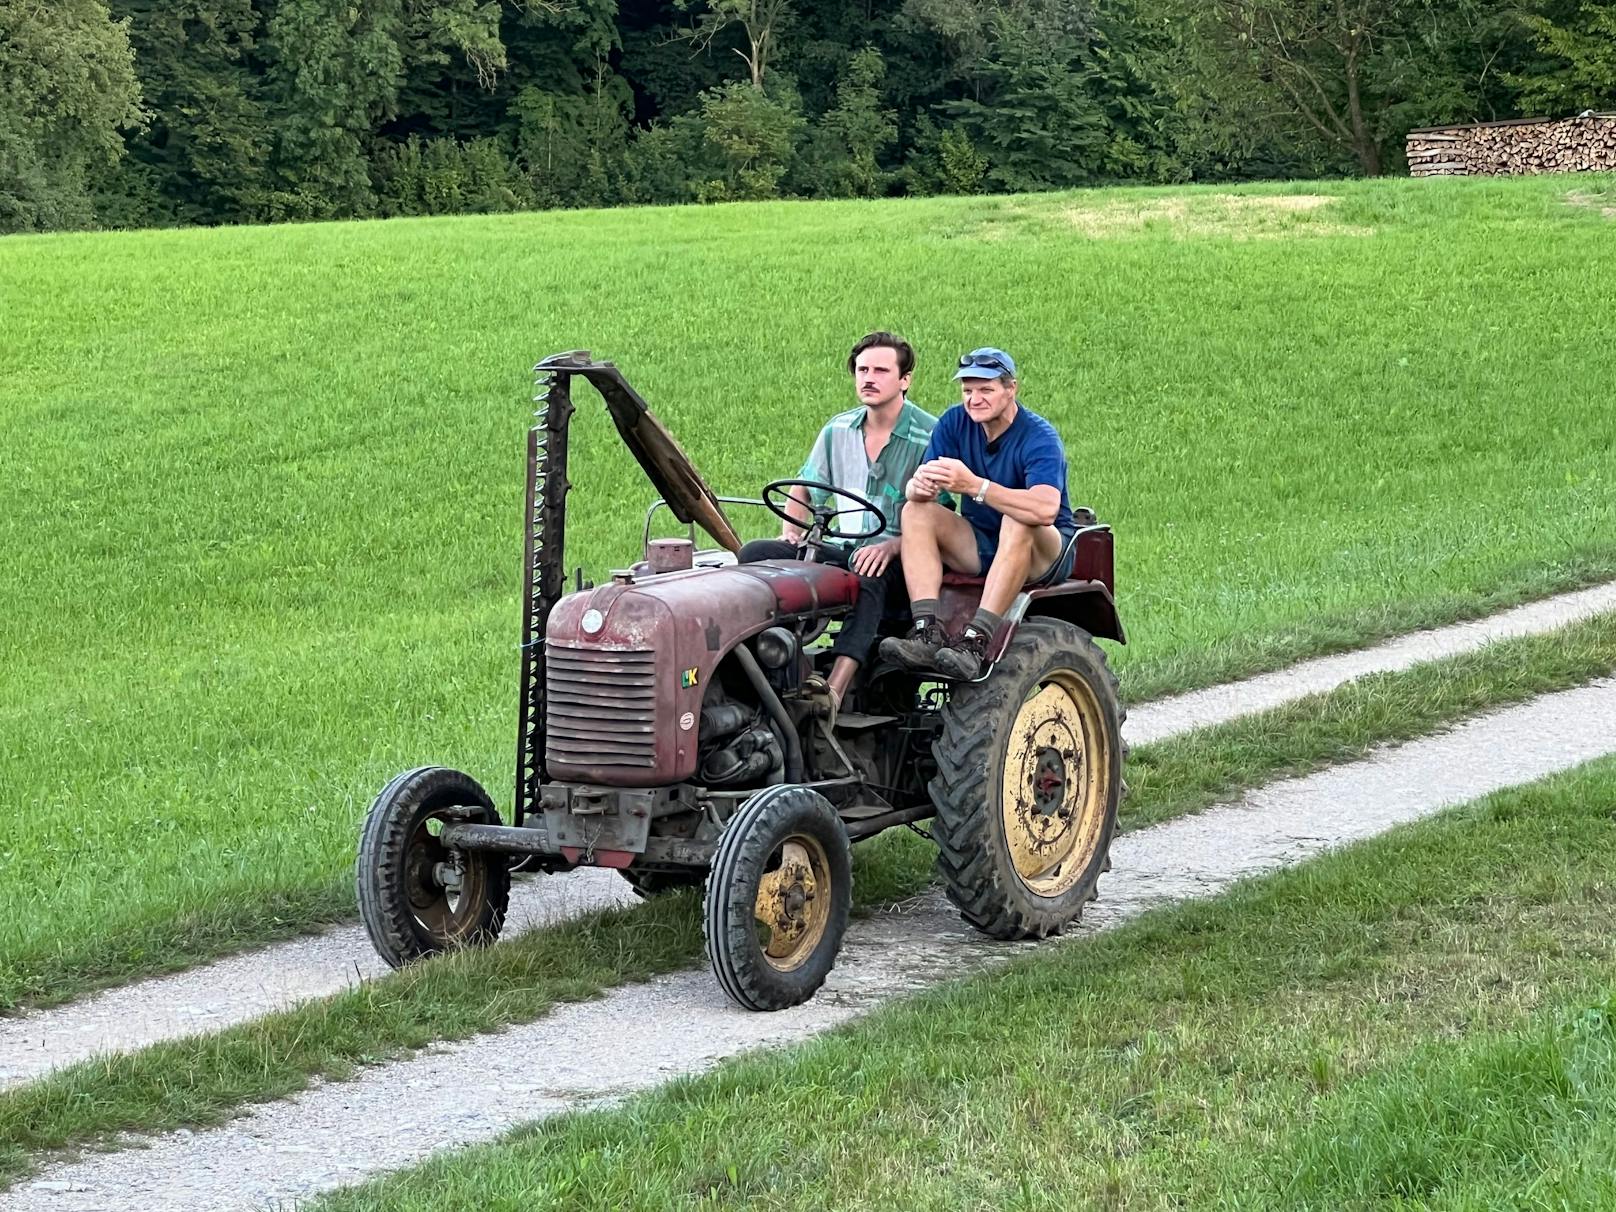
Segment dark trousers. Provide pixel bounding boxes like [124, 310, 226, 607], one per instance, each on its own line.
[739, 539, 904, 667]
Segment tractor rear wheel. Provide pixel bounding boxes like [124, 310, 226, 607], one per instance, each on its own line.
[356, 766, 511, 968]
[704, 785, 852, 1011]
[931, 617, 1124, 940]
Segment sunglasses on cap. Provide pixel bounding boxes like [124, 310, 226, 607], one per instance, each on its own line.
[958, 353, 1009, 373]
[954, 348, 1016, 379]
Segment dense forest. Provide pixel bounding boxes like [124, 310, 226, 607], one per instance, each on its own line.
[3, 0, 1613, 233]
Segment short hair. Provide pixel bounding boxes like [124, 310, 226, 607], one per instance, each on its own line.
[847, 331, 915, 378]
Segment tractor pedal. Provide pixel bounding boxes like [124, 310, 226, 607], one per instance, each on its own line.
[832, 711, 899, 731]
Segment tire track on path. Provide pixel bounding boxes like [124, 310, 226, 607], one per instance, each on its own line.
[10, 678, 1616, 1211]
[0, 871, 639, 1090]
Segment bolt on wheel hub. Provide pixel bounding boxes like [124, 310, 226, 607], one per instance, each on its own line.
[1031, 746, 1068, 815]
[754, 838, 831, 972]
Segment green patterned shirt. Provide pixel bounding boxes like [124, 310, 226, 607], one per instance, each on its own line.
[797, 400, 950, 548]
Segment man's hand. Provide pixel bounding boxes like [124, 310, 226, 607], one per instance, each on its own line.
[850, 536, 900, 577]
[917, 457, 980, 496]
[781, 522, 807, 544]
[906, 473, 941, 502]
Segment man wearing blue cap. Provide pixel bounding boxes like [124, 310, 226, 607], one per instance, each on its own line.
[878, 347, 1077, 680]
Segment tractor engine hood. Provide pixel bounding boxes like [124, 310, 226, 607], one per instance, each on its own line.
[541, 561, 859, 787]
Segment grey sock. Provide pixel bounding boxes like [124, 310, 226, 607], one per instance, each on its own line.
[969, 607, 1003, 637]
[910, 598, 940, 623]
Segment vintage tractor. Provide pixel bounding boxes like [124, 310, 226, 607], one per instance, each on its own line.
[356, 351, 1126, 1011]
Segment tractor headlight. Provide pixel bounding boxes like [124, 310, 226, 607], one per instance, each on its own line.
[754, 627, 797, 670]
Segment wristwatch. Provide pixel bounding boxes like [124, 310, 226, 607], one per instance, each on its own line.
[974, 478, 992, 504]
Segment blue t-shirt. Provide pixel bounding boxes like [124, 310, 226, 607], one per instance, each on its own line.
[922, 403, 1075, 541]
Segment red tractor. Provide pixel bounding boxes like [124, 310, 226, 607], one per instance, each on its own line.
[357, 352, 1126, 1010]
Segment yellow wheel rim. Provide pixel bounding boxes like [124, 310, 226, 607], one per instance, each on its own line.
[753, 835, 833, 972]
[999, 671, 1112, 897]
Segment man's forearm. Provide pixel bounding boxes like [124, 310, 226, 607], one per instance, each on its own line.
[786, 486, 813, 528]
[979, 482, 1059, 527]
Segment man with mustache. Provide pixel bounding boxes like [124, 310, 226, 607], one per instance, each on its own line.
[879, 347, 1077, 681]
[739, 331, 945, 715]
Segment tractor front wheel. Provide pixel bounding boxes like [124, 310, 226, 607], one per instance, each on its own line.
[704, 785, 852, 1011]
[931, 617, 1124, 940]
[356, 766, 512, 968]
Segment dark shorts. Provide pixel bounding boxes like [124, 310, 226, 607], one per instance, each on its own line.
[973, 526, 1077, 587]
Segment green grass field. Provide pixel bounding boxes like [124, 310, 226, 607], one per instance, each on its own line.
[317, 757, 1616, 1211]
[2, 175, 1614, 1008]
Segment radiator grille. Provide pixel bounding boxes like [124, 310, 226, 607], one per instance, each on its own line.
[545, 645, 658, 769]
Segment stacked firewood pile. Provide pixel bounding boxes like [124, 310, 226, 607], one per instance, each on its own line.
[1406, 113, 1616, 177]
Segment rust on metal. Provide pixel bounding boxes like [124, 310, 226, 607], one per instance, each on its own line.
[513, 360, 576, 828]
[1000, 675, 1109, 896]
[754, 836, 832, 972]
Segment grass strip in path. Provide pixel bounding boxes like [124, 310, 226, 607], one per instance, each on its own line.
[3, 614, 1616, 1186]
[1124, 578, 1616, 744]
[1122, 606, 1616, 830]
[309, 756, 1616, 1212]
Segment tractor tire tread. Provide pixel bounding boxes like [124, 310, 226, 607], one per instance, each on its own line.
[704, 784, 852, 1011]
[929, 617, 1127, 940]
[356, 765, 510, 969]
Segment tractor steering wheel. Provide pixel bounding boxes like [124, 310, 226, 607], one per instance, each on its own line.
[762, 479, 887, 557]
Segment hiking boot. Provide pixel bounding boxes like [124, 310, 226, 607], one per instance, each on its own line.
[933, 623, 993, 681]
[879, 615, 947, 671]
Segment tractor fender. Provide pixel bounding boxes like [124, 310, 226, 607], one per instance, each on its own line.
[989, 582, 1126, 662]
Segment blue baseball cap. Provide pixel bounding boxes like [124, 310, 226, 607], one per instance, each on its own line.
[953, 347, 1017, 380]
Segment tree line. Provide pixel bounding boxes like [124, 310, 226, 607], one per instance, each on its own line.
[3, 0, 1613, 234]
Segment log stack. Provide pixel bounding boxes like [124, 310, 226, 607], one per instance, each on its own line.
[1406, 113, 1616, 177]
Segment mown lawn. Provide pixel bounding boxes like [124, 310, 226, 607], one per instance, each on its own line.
[1, 175, 1613, 1006]
[317, 756, 1616, 1211]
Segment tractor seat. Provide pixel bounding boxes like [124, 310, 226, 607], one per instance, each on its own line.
[738, 560, 862, 615]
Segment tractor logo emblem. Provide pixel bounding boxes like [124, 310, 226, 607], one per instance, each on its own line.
[680, 667, 700, 688]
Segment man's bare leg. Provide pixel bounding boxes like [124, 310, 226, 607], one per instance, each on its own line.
[980, 517, 1063, 615]
[934, 519, 1063, 680]
[901, 501, 981, 587]
[826, 655, 858, 702]
[879, 502, 980, 670]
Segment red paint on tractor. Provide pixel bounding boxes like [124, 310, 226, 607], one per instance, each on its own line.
[558, 846, 637, 868]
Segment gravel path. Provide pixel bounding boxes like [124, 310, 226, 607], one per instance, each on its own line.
[4, 579, 1611, 1091]
[0, 870, 638, 1090]
[12, 678, 1616, 1212]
